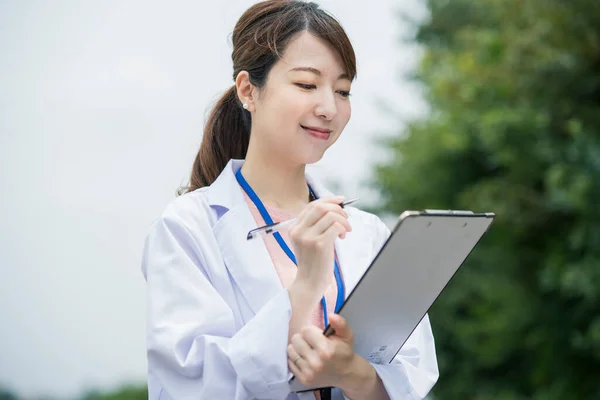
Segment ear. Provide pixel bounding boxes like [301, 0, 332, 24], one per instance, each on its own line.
[235, 71, 257, 112]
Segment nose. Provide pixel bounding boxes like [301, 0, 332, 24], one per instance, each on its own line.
[314, 90, 337, 121]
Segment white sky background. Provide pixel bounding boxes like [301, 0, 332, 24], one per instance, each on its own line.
[0, 1, 427, 397]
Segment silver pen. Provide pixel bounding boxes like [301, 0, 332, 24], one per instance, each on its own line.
[246, 198, 359, 240]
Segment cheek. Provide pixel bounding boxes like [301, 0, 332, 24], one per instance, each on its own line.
[265, 89, 307, 125]
[328, 102, 351, 143]
[336, 101, 351, 129]
[340, 101, 351, 123]
[257, 94, 303, 150]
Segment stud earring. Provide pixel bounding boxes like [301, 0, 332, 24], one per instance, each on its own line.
[242, 103, 248, 110]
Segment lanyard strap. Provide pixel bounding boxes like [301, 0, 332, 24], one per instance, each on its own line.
[235, 169, 345, 328]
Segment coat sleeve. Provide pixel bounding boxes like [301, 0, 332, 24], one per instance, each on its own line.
[346, 214, 440, 400]
[141, 204, 292, 400]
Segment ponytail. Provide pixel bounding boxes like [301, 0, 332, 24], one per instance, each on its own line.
[181, 86, 251, 194]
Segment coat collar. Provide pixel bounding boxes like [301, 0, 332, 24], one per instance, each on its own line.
[205, 159, 334, 211]
[207, 159, 365, 316]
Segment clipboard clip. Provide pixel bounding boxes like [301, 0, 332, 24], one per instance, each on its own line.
[423, 209, 474, 215]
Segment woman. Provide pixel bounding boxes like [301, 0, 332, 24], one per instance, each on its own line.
[141, 1, 439, 399]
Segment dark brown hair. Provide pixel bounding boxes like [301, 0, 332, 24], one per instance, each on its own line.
[180, 0, 356, 194]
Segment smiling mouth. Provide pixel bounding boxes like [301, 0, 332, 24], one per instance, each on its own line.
[301, 125, 331, 140]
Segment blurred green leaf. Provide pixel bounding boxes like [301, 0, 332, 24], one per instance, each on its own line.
[373, 0, 600, 398]
[81, 385, 147, 400]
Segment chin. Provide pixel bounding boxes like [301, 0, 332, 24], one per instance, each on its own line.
[289, 149, 326, 166]
[305, 156, 324, 165]
[283, 139, 331, 165]
[306, 153, 328, 166]
[304, 145, 330, 164]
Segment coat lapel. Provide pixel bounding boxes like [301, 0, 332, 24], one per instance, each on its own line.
[213, 204, 283, 315]
[206, 159, 371, 315]
[207, 159, 283, 315]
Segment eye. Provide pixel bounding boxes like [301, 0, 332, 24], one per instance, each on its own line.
[295, 83, 316, 90]
[337, 90, 351, 98]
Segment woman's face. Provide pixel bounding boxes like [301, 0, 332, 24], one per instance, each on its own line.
[250, 31, 352, 165]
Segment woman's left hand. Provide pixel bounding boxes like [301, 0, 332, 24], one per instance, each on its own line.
[287, 313, 360, 389]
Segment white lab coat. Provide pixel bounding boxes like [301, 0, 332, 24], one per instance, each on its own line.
[141, 159, 439, 400]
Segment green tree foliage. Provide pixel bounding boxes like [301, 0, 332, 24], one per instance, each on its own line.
[0, 388, 17, 400]
[81, 385, 147, 400]
[373, 0, 600, 398]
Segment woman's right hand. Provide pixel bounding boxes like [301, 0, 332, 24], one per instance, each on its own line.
[289, 196, 352, 292]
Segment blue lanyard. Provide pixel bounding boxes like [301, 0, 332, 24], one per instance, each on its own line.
[235, 169, 345, 328]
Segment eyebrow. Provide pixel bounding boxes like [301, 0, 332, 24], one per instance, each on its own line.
[289, 66, 350, 81]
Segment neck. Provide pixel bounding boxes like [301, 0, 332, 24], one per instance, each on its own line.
[241, 148, 310, 213]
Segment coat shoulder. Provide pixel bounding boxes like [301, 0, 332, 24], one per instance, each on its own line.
[346, 206, 392, 253]
[154, 188, 214, 233]
[347, 206, 389, 232]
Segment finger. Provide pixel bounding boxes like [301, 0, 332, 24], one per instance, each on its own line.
[328, 314, 352, 340]
[321, 221, 349, 242]
[291, 332, 315, 359]
[301, 198, 346, 227]
[321, 195, 346, 205]
[287, 343, 301, 362]
[288, 356, 303, 377]
[302, 326, 334, 361]
[288, 357, 315, 386]
[311, 211, 351, 236]
[287, 344, 309, 371]
[292, 331, 323, 372]
[302, 202, 347, 231]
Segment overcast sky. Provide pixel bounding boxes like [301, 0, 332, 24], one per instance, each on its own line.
[0, 1, 427, 397]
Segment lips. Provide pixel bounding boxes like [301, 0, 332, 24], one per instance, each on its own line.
[301, 125, 332, 140]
